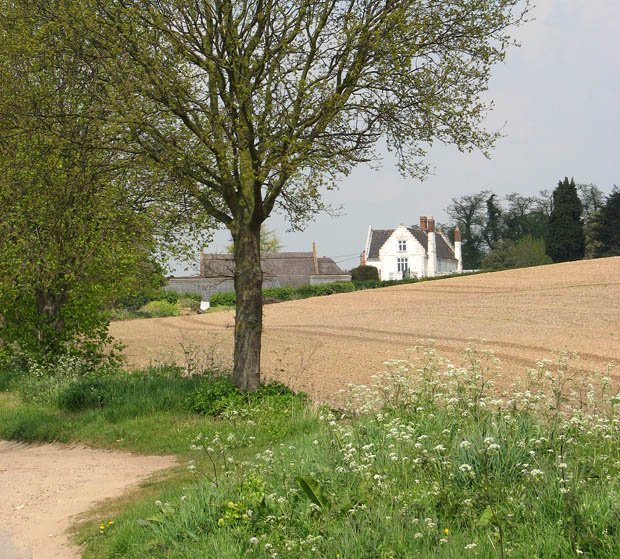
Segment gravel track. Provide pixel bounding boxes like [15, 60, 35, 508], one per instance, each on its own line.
[0, 442, 175, 559]
[111, 257, 620, 400]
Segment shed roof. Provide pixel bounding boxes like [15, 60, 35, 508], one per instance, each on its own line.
[201, 252, 346, 278]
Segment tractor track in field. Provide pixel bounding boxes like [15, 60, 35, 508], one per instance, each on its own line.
[111, 257, 620, 401]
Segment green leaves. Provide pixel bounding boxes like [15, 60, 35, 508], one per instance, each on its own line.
[477, 505, 494, 529]
[297, 476, 330, 512]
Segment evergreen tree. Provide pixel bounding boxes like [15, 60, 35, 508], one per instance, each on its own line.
[484, 194, 503, 250]
[595, 188, 620, 257]
[545, 177, 585, 262]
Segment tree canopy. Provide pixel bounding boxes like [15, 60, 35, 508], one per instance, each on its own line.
[0, 3, 209, 359]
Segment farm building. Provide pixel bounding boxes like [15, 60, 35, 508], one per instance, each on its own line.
[363, 216, 463, 280]
[168, 246, 351, 300]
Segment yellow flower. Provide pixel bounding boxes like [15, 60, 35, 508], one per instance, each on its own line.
[444, 528, 450, 536]
[99, 524, 105, 530]
[108, 520, 115, 525]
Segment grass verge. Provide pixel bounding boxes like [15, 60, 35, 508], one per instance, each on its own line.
[1, 346, 619, 558]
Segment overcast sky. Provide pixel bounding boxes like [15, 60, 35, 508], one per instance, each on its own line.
[176, 0, 619, 274]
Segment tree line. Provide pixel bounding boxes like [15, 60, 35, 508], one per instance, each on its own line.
[445, 179, 619, 271]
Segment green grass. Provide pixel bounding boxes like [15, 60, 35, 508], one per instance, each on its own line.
[1, 347, 619, 559]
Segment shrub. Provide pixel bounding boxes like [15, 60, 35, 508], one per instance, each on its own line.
[139, 300, 179, 318]
[350, 265, 379, 281]
[187, 378, 306, 417]
[187, 377, 244, 416]
[262, 287, 296, 301]
[210, 291, 237, 307]
[178, 296, 201, 312]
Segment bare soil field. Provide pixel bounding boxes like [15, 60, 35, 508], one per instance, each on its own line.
[111, 257, 620, 401]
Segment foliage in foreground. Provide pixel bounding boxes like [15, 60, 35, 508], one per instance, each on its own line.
[74, 348, 619, 559]
[0, 348, 307, 456]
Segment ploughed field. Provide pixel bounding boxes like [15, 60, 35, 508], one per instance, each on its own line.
[111, 257, 620, 401]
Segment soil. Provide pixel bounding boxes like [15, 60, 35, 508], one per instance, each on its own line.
[111, 257, 620, 401]
[0, 441, 176, 559]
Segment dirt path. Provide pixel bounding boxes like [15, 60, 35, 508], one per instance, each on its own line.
[0, 441, 176, 559]
[111, 257, 620, 401]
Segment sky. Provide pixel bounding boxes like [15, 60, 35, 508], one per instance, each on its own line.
[174, 0, 620, 275]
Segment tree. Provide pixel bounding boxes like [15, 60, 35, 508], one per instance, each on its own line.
[484, 193, 503, 250]
[545, 177, 585, 263]
[0, 4, 207, 358]
[503, 192, 548, 241]
[446, 192, 489, 269]
[481, 240, 514, 270]
[49, 0, 530, 391]
[577, 183, 605, 217]
[505, 236, 552, 268]
[482, 236, 551, 270]
[592, 187, 620, 257]
[226, 225, 284, 254]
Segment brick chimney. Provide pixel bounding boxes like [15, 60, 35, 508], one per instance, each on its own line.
[361, 250, 366, 266]
[454, 226, 463, 273]
[426, 216, 437, 277]
[420, 216, 428, 231]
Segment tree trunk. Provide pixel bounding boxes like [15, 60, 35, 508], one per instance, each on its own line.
[35, 288, 67, 352]
[231, 219, 263, 393]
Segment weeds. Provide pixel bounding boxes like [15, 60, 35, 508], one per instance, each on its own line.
[2, 344, 618, 558]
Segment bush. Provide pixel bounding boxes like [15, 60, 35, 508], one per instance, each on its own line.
[186, 377, 245, 416]
[178, 296, 201, 312]
[210, 291, 237, 307]
[187, 378, 306, 417]
[483, 237, 552, 270]
[139, 300, 179, 318]
[350, 265, 379, 281]
[117, 288, 181, 311]
[262, 287, 296, 301]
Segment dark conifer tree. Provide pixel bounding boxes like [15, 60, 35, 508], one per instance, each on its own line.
[484, 194, 503, 250]
[596, 188, 620, 257]
[545, 177, 585, 262]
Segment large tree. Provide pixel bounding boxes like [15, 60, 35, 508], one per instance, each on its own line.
[545, 177, 585, 263]
[446, 191, 489, 269]
[503, 192, 548, 241]
[593, 187, 620, 258]
[0, 4, 207, 358]
[47, 0, 530, 390]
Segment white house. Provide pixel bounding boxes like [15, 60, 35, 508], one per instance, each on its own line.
[363, 216, 463, 280]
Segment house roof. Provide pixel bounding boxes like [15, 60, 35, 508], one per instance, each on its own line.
[367, 227, 456, 260]
[201, 252, 346, 278]
[367, 230, 393, 259]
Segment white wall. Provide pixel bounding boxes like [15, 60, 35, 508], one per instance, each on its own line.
[377, 226, 426, 280]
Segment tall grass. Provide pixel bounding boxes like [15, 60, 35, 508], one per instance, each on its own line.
[71, 346, 619, 559]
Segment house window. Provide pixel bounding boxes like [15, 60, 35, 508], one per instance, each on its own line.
[397, 257, 408, 272]
[398, 240, 407, 252]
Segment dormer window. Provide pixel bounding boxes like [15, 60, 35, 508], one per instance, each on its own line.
[398, 240, 407, 252]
